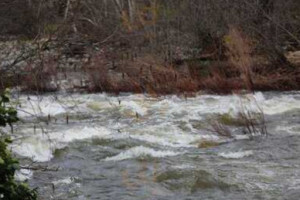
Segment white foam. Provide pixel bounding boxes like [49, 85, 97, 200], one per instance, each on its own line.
[172, 164, 196, 169]
[121, 101, 147, 116]
[15, 92, 300, 119]
[50, 126, 111, 143]
[124, 123, 219, 148]
[17, 96, 66, 118]
[12, 137, 54, 162]
[52, 177, 75, 185]
[12, 126, 112, 162]
[104, 146, 179, 161]
[260, 94, 300, 115]
[219, 150, 253, 159]
[275, 124, 300, 135]
[11, 92, 300, 164]
[14, 169, 33, 181]
[234, 135, 250, 140]
[16, 94, 93, 118]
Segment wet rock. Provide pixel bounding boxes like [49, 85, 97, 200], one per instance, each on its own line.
[198, 140, 220, 148]
[155, 169, 234, 192]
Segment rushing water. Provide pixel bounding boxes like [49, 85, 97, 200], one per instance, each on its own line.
[9, 91, 300, 200]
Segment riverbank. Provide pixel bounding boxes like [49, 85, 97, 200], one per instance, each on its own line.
[1, 39, 299, 95]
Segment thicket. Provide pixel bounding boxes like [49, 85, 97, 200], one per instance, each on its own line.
[0, 90, 37, 200]
[1, 0, 299, 61]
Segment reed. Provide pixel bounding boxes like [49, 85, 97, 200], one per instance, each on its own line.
[224, 26, 254, 92]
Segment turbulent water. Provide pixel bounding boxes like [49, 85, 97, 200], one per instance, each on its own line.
[9, 91, 300, 200]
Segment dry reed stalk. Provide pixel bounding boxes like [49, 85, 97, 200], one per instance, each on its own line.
[224, 26, 254, 92]
[238, 97, 268, 136]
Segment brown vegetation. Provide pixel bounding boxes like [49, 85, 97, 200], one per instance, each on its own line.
[85, 52, 198, 95]
[0, 0, 299, 94]
[21, 55, 59, 93]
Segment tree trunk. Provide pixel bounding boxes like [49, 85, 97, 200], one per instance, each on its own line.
[64, 0, 71, 21]
[128, 0, 136, 23]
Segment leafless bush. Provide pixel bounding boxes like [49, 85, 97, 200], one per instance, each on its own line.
[236, 96, 268, 137]
[205, 96, 268, 138]
[21, 55, 58, 93]
[207, 121, 233, 138]
[238, 109, 268, 137]
[85, 51, 110, 92]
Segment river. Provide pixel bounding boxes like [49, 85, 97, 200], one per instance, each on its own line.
[10, 91, 300, 200]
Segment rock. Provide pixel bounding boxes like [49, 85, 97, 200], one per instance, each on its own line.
[198, 140, 220, 148]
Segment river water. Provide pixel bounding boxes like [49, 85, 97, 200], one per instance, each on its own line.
[9, 91, 300, 200]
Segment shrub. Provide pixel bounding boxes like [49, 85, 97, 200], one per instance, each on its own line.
[21, 55, 58, 93]
[237, 103, 268, 137]
[205, 96, 268, 138]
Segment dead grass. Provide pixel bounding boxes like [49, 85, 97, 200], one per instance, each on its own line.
[85, 53, 199, 95]
[224, 26, 254, 92]
[198, 72, 243, 94]
[253, 70, 299, 91]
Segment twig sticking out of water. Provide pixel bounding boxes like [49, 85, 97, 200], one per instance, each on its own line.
[205, 96, 268, 138]
[238, 97, 268, 137]
[66, 114, 69, 124]
[207, 121, 233, 138]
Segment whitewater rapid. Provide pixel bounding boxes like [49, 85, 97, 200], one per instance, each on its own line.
[11, 92, 300, 162]
[8, 91, 300, 200]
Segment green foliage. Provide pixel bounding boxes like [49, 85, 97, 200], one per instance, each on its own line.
[0, 92, 19, 128]
[0, 90, 37, 200]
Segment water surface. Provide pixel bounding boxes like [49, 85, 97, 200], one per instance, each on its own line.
[11, 92, 300, 200]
